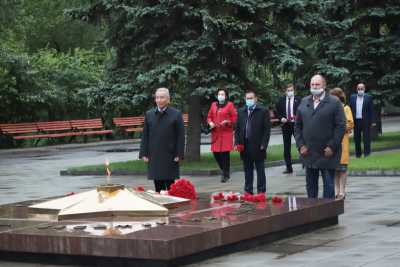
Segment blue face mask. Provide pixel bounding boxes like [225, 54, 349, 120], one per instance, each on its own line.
[246, 99, 255, 107]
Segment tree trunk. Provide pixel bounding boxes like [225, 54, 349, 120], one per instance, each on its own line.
[369, 19, 382, 139]
[185, 95, 201, 161]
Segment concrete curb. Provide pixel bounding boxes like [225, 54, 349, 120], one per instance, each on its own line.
[60, 159, 302, 176]
[348, 170, 400, 177]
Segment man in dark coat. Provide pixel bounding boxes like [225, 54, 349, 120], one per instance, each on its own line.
[295, 75, 346, 199]
[139, 88, 185, 192]
[276, 83, 301, 174]
[349, 83, 374, 157]
[235, 90, 271, 194]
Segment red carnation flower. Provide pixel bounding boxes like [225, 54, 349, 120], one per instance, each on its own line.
[226, 192, 239, 201]
[168, 178, 197, 200]
[254, 193, 266, 202]
[212, 192, 224, 201]
[271, 196, 283, 204]
[135, 186, 145, 192]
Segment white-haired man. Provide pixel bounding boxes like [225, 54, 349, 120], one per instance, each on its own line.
[139, 88, 185, 192]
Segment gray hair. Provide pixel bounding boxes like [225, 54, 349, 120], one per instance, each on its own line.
[155, 87, 170, 98]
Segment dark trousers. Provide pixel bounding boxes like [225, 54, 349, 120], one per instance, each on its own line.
[305, 168, 335, 199]
[213, 152, 230, 178]
[354, 119, 371, 157]
[282, 122, 294, 171]
[243, 153, 266, 194]
[154, 180, 175, 192]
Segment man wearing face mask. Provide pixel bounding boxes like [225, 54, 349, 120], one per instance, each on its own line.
[276, 83, 301, 174]
[235, 90, 271, 194]
[207, 88, 238, 182]
[139, 88, 185, 192]
[349, 83, 374, 157]
[294, 75, 345, 199]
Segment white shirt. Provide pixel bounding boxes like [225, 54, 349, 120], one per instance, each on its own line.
[356, 96, 364, 119]
[247, 104, 256, 116]
[313, 92, 325, 109]
[286, 96, 294, 121]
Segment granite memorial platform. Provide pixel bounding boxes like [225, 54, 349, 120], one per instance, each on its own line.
[0, 192, 343, 266]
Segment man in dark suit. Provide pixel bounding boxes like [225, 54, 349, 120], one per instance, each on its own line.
[349, 83, 374, 157]
[139, 88, 185, 192]
[235, 90, 271, 194]
[276, 83, 301, 174]
[295, 75, 345, 199]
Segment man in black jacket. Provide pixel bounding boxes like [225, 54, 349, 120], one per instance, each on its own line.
[276, 84, 301, 174]
[139, 88, 185, 192]
[235, 90, 271, 194]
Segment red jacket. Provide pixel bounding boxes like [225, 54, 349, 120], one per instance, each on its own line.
[207, 101, 238, 152]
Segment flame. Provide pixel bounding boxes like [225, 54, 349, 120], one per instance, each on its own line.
[105, 158, 111, 184]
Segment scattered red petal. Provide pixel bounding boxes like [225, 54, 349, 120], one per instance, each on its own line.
[135, 186, 145, 192]
[271, 196, 284, 204]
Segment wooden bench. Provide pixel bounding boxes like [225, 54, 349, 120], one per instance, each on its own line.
[113, 113, 189, 133]
[183, 113, 189, 126]
[69, 118, 113, 136]
[112, 116, 145, 133]
[0, 118, 112, 142]
[0, 123, 39, 140]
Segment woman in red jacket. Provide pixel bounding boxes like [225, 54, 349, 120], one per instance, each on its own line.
[207, 88, 238, 182]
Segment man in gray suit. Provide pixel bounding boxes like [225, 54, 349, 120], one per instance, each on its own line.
[295, 75, 345, 198]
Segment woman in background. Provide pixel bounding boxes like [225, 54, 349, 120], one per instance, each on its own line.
[207, 88, 237, 183]
[330, 87, 354, 199]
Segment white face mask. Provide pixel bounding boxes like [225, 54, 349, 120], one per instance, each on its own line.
[357, 90, 365, 97]
[310, 88, 324, 96]
[217, 95, 226, 103]
[287, 91, 294, 98]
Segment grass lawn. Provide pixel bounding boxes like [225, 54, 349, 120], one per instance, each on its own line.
[349, 150, 400, 171]
[69, 144, 297, 172]
[69, 131, 400, 173]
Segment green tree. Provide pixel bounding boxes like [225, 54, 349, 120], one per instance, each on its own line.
[314, 0, 400, 133]
[68, 0, 317, 160]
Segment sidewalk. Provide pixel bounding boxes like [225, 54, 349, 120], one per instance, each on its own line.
[2, 163, 400, 267]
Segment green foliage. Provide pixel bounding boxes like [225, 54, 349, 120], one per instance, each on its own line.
[314, 0, 400, 103]
[0, 45, 105, 123]
[0, 45, 42, 122]
[67, 0, 317, 110]
[0, 0, 106, 124]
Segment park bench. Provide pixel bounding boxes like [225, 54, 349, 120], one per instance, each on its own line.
[112, 116, 145, 133]
[113, 113, 190, 134]
[0, 118, 112, 143]
[69, 118, 113, 136]
[0, 122, 39, 140]
[183, 113, 189, 126]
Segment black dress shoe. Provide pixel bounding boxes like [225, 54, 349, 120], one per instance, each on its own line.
[221, 175, 230, 183]
[283, 170, 293, 174]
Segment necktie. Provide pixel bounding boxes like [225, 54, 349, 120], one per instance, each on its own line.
[287, 98, 292, 121]
[245, 107, 253, 139]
